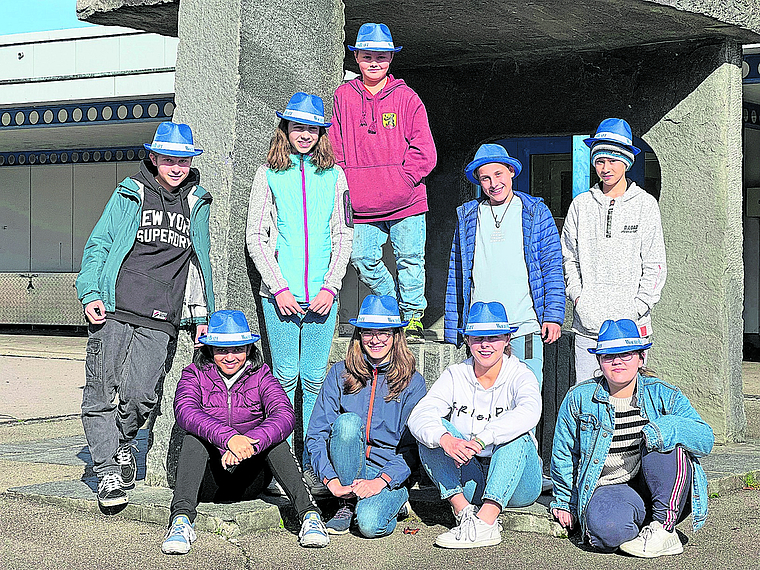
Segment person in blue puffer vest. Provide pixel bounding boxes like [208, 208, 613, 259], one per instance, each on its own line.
[246, 92, 354, 494]
[445, 143, 565, 391]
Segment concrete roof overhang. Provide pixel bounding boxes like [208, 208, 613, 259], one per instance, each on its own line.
[78, 0, 760, 66]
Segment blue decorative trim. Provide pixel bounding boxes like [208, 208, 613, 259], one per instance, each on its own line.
[743, 55, 760, 84]
[0, 97, 174, 129]
[744, 103, 760, 130]
[0, 146, 147, 167]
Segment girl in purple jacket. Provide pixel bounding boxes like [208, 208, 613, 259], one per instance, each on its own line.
[161, 310, 329, 555]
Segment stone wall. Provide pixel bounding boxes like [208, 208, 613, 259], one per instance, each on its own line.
[145, 0, 345, 486]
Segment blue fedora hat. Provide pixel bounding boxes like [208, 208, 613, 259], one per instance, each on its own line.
[460, 301, 518, 336]
[464, 144, 523, 185]
[583, 118, 641, 155]
[587, 319, 652, 355]
[198, 310, 260, 347]
[143, 122, 203, 157]
[348, 23, 402, 52]
[349, 295, 408, 329]
[276, 92, 331, 127]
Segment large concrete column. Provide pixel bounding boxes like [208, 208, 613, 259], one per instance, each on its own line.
[644, 40, 746, 443]
[145, 0, 344, 486]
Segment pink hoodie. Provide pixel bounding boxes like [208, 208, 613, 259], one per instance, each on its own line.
[330, 76, 437, 222]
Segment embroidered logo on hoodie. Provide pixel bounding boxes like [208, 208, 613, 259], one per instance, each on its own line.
[621, 224, 639, 234]
[382, 113, 397, 129]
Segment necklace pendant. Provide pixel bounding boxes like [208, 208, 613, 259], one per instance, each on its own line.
[495, 221, 501, 229]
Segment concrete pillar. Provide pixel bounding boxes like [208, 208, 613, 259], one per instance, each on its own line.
[644, 40, 746, 443]
[145, 0, 344, 486]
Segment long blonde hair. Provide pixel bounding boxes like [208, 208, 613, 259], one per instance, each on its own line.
[266, 119, 335, 172]
[342, 328, 416, 401]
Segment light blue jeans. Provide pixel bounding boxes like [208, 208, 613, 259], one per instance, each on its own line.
[261, 297, 337, 464]
[329, 413, 409, 538]
[511, 332, 544, 390]
[350, 214, 427, 321]
[418, 419, 542, 510]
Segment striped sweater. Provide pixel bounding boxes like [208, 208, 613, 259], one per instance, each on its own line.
[597, 394, 648, 486]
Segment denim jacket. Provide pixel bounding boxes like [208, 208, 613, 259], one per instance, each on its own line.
[550, 374, 714, 534]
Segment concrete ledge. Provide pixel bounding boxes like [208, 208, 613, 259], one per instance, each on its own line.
[5, 479, 281, 538]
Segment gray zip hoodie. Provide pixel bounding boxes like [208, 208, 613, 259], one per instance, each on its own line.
[561, 181, 666, 337]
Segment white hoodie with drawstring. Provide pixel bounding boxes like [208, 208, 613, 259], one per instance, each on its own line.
[408, 355, 541, 456]
[561, 181, 667, 339]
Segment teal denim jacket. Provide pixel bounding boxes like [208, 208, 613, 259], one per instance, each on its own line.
[75, 177, 214, 326]
[550, 374, 714, 535]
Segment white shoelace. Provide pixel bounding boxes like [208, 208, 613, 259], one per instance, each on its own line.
[115, 443, 137, 465]
[98, 473, 122, 493]
[167, 519, 195, 542]
[301, 515, 327, 536]
[454, 512, 478, 542]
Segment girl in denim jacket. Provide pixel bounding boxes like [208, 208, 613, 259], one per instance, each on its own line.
[550, 319, 713, 558]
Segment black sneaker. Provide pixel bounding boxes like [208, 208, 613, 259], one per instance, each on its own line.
[303, 467, 331, 497]
[116, 442, 137, 488]
[98, 472, 128, 508]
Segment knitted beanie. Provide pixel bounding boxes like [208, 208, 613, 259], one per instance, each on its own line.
[590, 142, 635, 171]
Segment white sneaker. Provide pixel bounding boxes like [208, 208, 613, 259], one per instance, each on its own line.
[435, 511, 502, 549]
[619, 521, 684, 558]
[453, 503, 477, 525]
[298, 511, 330, 548]
[161, 515, 197, 555]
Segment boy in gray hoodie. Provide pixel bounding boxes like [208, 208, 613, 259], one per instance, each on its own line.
[561, 118, 666, 383]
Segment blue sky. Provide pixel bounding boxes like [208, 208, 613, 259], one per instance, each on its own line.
[0, 0, 93, 35]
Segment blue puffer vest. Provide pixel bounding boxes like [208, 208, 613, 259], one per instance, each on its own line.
[444, 191, 565, 346]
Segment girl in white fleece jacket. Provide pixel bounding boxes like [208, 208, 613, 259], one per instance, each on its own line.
[561, 118, 666, 384]
[408, 301, 542, 549]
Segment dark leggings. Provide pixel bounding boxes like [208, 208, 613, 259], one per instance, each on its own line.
[169, 433, 320, 524]
[585, 447, 693, 552]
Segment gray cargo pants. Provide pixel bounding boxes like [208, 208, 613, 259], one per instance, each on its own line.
[82, 319, 170, 477]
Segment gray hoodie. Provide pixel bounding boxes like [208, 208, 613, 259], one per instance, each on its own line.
[561, 182, 666, 337]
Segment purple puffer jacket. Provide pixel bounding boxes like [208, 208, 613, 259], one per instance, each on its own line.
[174, 362, 295, 456]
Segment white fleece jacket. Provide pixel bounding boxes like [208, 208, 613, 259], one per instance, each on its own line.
[408, 355, 541, 457]
[561, 182, 666, 338]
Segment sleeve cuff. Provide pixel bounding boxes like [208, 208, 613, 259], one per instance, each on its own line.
[320, 287, 337, 297]
[273, 287, 289, 296]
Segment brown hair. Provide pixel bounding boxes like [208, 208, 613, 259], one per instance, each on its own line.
[266, 119, 335, 172]
[342, 328, 416, 401]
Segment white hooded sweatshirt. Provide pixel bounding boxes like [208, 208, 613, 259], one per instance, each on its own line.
[408, 355, 541, 456]
[561, 182, 667, 338]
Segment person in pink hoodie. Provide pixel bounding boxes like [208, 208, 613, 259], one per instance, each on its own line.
[330, 23, 437, 343]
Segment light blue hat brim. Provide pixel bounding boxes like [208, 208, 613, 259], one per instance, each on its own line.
[198, 334, 260, 347]
[348, 45, 402, 52]
[588, 341, 652, 355]
[348, 318, 408, 329]
[276, 111, 331, 128]
[459, 326, 518, 336]
[583, 137, 641, 156]
[465, 156, 523, 184]
[143, 143, 203, 157]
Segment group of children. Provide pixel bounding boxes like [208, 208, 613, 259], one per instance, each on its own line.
[75, 20, 713, 559]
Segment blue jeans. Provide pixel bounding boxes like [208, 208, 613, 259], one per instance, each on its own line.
[511, 332, 544, 390]
[262, 297, 337, 463]
[329, 413, 409, 537]
[350, 214, 427, 320]
[584, 447, 693, 552]
[418, 419, 541, 510]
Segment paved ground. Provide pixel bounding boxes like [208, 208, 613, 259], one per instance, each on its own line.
[1, 333, 759, 568]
